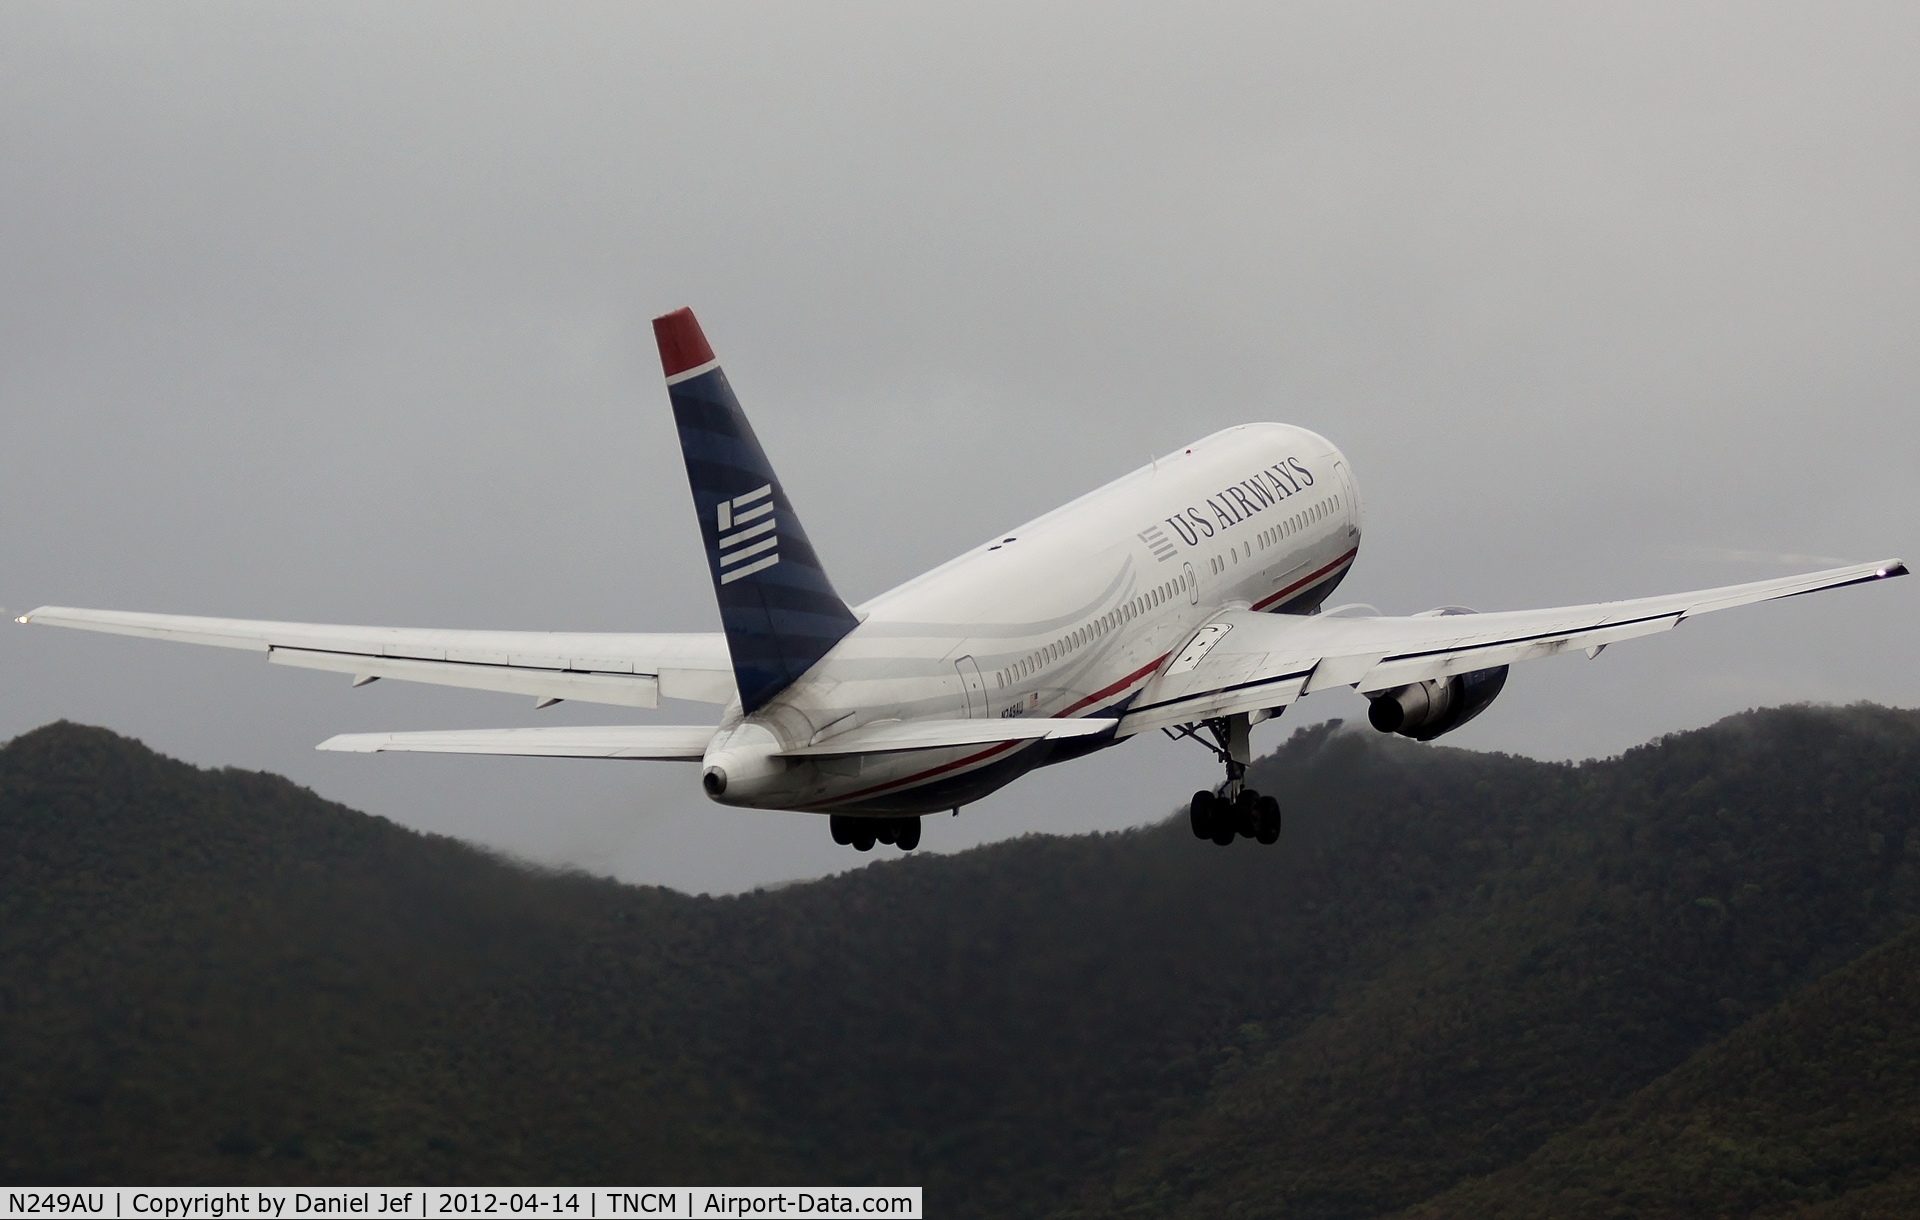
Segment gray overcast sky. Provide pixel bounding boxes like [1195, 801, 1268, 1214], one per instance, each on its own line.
[4, 3, 1916, 894]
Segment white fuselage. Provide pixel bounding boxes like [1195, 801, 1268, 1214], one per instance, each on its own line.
[702, 424, 1362, 814]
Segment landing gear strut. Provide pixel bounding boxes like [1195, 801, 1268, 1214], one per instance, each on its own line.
[1168, 712, 1283, 847]
[829, 814, 922, 852]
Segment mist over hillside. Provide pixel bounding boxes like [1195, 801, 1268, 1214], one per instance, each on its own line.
[4, 708, 1918, 1216]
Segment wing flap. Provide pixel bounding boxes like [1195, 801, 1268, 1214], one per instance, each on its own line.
[316, 725, 715, 759]
[660, 668, 739, 703]
[1303, 652, 1389, 694]
[1117, 673, 1313, 736]
[1355, 613, 1683, 692]
[269, 647, 663, 708]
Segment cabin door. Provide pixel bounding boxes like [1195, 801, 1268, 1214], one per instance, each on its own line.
[956, 656, 988, 719]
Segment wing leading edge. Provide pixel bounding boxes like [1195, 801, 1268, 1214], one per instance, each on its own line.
[17, 606, 736, 707]
[1118, 558, 1908, 736]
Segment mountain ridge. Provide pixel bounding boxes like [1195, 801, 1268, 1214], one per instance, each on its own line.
[5, 707, 1919, 1217]
[1399, 919, 1920, 1218]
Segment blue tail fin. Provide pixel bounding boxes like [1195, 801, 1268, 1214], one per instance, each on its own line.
[654, 308, 860, 715]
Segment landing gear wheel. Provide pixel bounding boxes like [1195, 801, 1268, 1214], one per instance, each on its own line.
[829, 815, 852, 845]
[851, 824, 877, 852]
[875, 820, 898, 846]
[1255, 794, 1281, 845]
[1189, 791, 1217, 840]
[1233, 791, 1260, 839]
[896, 817, 922, 851]
[1171, 711, 1287, 846]
[1210, 803, 1237, 847]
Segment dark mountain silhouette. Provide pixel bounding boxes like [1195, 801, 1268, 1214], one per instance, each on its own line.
[1067, 705, 1920, 1218]
[4, 706, 1918, 1217]
[1402, 921, 1920, 1218]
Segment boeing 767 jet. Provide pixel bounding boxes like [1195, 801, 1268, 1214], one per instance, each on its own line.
[21, 308, 1906, 852]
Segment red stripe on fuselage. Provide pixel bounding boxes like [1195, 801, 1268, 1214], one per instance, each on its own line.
[807, 652, 1173, 809]
[803, 549, 1356, 810]
[1251, 547, 1358, 611]
[1059, 652, 1170, 716]
[805, 737, 1024, 810]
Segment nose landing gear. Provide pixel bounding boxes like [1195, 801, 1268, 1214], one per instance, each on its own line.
[828, 814, 923, 852]
[1168, 712, 1283, 847]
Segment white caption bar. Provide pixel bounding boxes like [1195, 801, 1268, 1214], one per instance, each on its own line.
[0, 1189, 921, 1220]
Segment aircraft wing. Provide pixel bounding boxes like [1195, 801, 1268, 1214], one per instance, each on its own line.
[317, 725, 716, 759]
[1118, 558, 1908, 736]
[17, 606, 736, 707]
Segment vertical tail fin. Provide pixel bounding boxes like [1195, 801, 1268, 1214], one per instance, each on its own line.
[653, 308, 860, 715]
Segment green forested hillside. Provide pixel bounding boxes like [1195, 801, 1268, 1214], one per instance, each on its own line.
[1070, 705, 1920, 1218]
[4, 707, 1919, 1218]
[0, 722, 783, 1186]
[1401, 922, 1920, 1218]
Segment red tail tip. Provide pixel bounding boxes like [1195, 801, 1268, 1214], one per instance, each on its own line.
[653, 307, 717, 378]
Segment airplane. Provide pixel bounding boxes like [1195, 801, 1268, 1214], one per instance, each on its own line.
[19, 307, 1907, 853]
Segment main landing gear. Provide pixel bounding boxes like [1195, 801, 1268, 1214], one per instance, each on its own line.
[829, 814, 922, 852]
[1189, 787, 1281, 846]
[1166, 711, 1283, 847]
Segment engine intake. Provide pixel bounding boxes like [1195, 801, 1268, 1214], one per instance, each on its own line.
[1367, 665, 1509, 741]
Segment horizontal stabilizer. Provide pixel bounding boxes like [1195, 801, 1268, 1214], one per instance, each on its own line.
[316, 725, 716, 759]
[777, 717, 1116, 758]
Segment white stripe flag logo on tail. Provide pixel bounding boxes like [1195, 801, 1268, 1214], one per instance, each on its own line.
[718, 484, 780, 584]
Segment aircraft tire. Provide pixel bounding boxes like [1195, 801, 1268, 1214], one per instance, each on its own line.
[829, 815, 852, 845]
[875, 820, 897, 846]
[1210, 813, 1236, 847]
[1189, 791, 1216, 839]
[1255, 795, 1281, 845]
[896, 817, 922, 851]
[851, 825, 877, 852]
[1234, 791, 1260, 838]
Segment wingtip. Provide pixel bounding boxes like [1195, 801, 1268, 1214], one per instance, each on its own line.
[652, 306, 717, 379]
[1885, 561, 1909, 579]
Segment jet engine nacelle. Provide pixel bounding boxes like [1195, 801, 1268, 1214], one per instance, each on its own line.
[1366, 665, 1509, 741]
